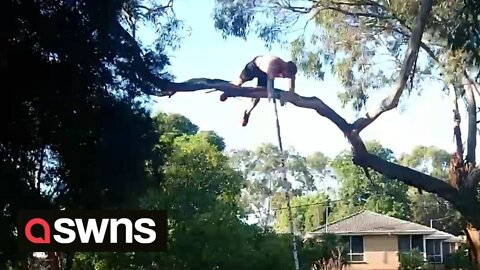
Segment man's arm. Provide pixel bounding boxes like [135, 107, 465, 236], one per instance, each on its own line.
[288, 76, 295, 93]
[266, 61, 281, 101]
[266, 73, 275, 102]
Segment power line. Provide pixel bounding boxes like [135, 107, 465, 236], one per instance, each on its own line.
[271, 188, 420, 212]
[272, 198, 343, 211]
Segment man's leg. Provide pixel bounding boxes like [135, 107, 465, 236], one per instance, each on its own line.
[242, 98, 260, 126]
[242, 74, 267, 126]
[221, 62, 254, 102]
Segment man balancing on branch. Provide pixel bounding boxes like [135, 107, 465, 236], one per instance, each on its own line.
[220, 55, 298, 126]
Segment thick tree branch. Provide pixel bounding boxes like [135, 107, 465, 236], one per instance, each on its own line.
[463, 75, 477, 167]
[352, 0, 434, 133]
[158, 78, 480, 227]
[450, 84, 464, 161]
[155, 0, 480, 229]
[358, 153, 460, 202]
[465, 169, 480, 190]
[163, 79, 353, 132]
[461, 74, 480, 191]
[158, 78, 464, 204]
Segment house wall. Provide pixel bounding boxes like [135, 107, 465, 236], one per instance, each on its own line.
[344, 235, 449, 270]
[345, 235, 399, 270]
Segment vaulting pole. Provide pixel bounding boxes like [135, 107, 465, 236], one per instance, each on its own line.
[272, 98, 300, 270]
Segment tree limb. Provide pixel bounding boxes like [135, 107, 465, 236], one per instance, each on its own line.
[450, 84, 464, 161]
[323, 6, 393, 20]
[158, 78, 465, 206]
[351, 0, 434, 133]
[463, 74, 477, 167]
[155, 0, 480, 228]
[461, 73, 480, 191]
[163, 79, 353, 132]
[358, 152, 460, 202]
[465, 168, 480, 190]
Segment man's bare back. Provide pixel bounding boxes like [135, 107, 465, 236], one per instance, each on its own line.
[254, 55, 285, 75]
[222, 55, 298, 126]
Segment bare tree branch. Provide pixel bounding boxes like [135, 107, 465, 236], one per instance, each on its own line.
[352, 0, 434, 133]
[450, 84, 464, 161]
[163, 79, 352, 132]
[358, 152, 460, 202]
[461, 73, 479, 196]
[159, 79, 467, 200]
[464, 76, 477, 167]
[322, 6, 393, 20]
[331, 0, 385, 7]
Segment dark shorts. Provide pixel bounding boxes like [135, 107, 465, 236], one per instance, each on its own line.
[239, 56, 268, 87]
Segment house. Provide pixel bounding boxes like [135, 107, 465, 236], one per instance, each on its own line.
[304, 210, 464, 270]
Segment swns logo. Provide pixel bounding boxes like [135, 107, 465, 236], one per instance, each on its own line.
[18, 210, 167, 252]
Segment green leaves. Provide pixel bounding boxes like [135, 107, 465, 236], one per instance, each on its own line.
[330, 141, 411, 220]
[212, 0, 257, 40]
[398, 249, 434, 270]
[228, 144, 329, 227]
[1, 0, 183, 261]
[210, 0, 480, 111]
[273, 192, 329, 234]
[399, 145, 463, 235]
[300, 233, 348, 270]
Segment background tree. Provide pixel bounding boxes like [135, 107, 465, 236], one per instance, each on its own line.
[228, 144, 326, 227]
[399, 146, 463, 235]
[1, 0, 184, 264]
[330, 141, 411, 220]
[272, 192, 330, 234]
[71, 112, 307, 270]
[300, 233, 349, 270]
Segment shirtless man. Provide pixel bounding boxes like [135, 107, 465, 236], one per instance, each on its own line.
[220, 55, 297, 126]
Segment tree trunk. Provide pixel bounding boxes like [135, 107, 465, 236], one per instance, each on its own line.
[465, 225, 480, 268]
[47, 252, 60, 270]
[450, 85, 480, 267]
[66, 252, 74, 270]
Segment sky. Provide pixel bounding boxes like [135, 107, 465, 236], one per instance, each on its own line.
[140, 0, 477, 165]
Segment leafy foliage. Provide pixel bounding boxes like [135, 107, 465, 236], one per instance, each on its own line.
[71, 112, 331, 270]
[398, 249, 433, 270]
[399, 146, 463, 235]
[444, 244, 478, 270]
[211, 0, 480, 110]
[228, 144, 329, 226]
[300, 233, 349, 270]
[0, 0, 183, 263]
[272, 192, 329, 234]
[330, 141, 411, 220]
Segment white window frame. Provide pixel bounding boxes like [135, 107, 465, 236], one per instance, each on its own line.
[398, 235, 425, 255]
[346, 235, 365, 262]
[425, 239, 443, 264]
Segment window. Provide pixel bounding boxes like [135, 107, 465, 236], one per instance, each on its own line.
[342, 236, 364, 262]
[442, 242, 452, 262]
[426, 239, 442, 263]
[397, 235, 424, 254]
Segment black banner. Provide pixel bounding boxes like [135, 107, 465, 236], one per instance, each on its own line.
[17, 210, 167, 252]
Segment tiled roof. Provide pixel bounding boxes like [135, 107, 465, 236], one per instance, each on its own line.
[307, 210, 460, 241]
